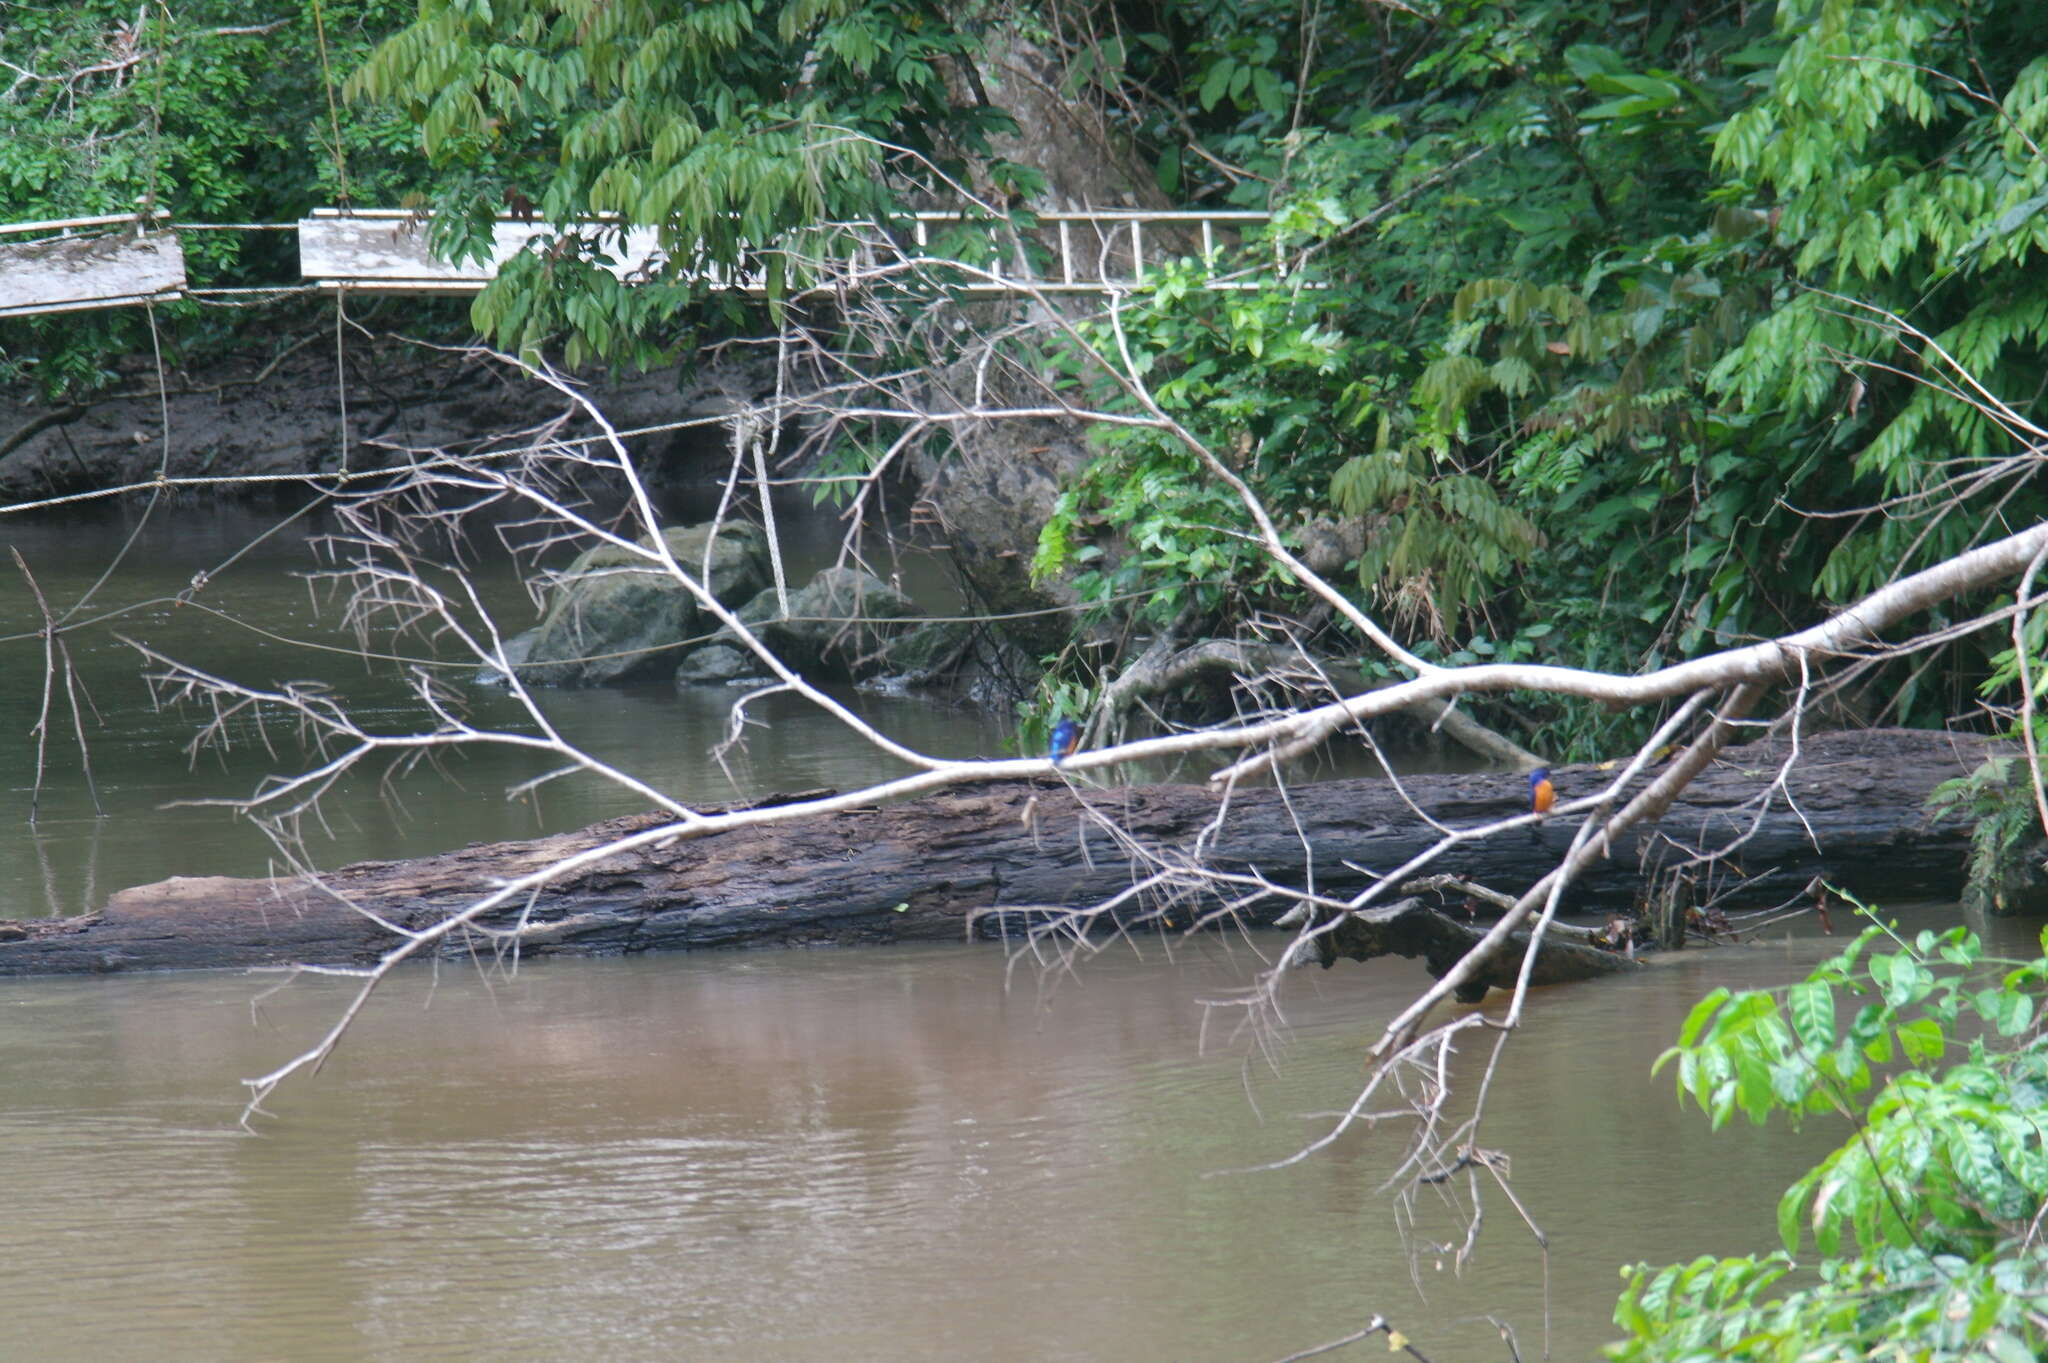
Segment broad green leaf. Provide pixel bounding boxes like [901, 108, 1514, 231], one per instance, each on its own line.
[1896, 1016, 1946, 1066]
[1676, 988, 1731, 1048]
[1787, 981, 1834, 1053]
[1985, 1333, 2038, 1363]
[1947, 1123, 2009, 1214]
[1996, 991, 2036, 1037]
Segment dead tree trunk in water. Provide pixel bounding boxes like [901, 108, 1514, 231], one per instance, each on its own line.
[0, 729, 1995, 976]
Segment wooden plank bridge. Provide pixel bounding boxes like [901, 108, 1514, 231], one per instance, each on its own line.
[0, 214, 186, 318]
[0, 208, 1276, 318]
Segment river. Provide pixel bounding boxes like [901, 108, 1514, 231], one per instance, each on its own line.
[0, 501, 1982, 1360]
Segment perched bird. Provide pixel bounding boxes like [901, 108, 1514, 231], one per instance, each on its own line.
[1049, 717, 1082, 767]
[1529, 766, 1556, 815]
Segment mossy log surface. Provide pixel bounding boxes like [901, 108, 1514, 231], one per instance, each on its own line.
[0, 729, 1995, 977]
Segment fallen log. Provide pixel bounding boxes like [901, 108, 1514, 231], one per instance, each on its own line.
[0, 728, 1998, 977]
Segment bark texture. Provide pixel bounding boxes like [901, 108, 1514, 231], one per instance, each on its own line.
[0, 728, 1995, 976]
[1311, 896, 1642, 998]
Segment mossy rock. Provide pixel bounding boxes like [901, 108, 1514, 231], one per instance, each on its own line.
[685, 566, 919, 684]
[869, 620, 973, 685]
[507, 521, 769, 686]
[673, 642, 770, 686]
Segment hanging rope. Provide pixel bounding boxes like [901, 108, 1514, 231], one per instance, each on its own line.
[303, 0, 357, 472]
[137, 2, 172, 226]
[309, 0, 354, 211]
[53, 11, 186, 641]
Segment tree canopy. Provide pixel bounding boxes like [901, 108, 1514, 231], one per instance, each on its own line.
[323, 0, 2048, 746]
[7, 1, 2044, 748]
[0, 1, 429, 391]
[1022, 0, 2048, 749]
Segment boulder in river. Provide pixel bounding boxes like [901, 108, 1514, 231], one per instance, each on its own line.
[712, 566, 920, 684]
[673, 642, 766, 686]
[499, 521, 769, 686]
[672, 566, 972, 689]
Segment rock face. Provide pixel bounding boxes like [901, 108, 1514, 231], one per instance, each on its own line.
[673, 642, 763, 686]
[508, 521, 768, 686]
[746, 566, 917, 675]
[971, 32, 1172, 213]
[676, 565, 968, 687]
[911, 417, 1092, 656]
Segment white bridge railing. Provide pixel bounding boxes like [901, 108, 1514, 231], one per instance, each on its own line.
[295, 207, 1276, 295]
[0, 208, 1277, 318]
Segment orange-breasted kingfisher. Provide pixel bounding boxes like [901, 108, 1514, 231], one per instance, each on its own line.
[1529, 767, 1556, 815]
[1049, 718, 1082, 766]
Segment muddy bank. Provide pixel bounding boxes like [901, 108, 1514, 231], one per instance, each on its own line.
[0, 336, 763, 500]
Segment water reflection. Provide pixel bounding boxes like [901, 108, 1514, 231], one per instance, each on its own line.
[7, 506, 1996, 1359]
[0, 503, 1012, 919]
[2, 502, 1477, 921]
[0, 921, 1962, 1362]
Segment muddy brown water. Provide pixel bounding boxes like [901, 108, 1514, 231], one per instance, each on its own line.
[0, 504, 1998, 1359]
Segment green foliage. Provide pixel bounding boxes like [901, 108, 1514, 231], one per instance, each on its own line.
[9, 0, 2048, 758]
[1031, 1, 1778, 743]
[1033, 443, 1257, 628]
[1704, 1, 2048, 608]
[1033, 259, 1346, 630]
[1014, 677, 1095, 760]
[1931, 756, 2046, 913]
[1329, 445, 1541, 635]
[1927, 607, 2048, 913]
[1027, 0, 2048, 750]
[1611, 896, 2048, 1360]
[0, 1, 435, 396]
[348, 0, 1021, 364]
